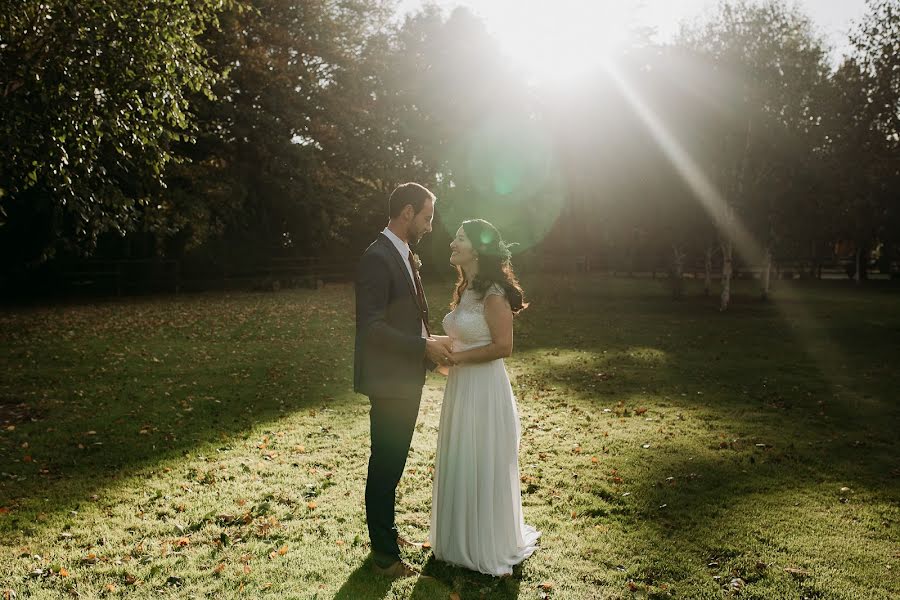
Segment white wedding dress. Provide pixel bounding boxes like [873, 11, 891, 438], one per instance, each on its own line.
[429, 283, 540, 576]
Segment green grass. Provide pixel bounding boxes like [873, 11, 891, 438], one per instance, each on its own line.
[0, 275, 898, 599]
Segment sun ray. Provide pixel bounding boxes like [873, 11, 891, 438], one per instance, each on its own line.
[600, 60, 871, 412]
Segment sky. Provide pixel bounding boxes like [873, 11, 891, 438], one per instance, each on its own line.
[396, 0, 869, 81]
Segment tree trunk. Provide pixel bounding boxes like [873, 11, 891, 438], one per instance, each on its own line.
[704, 245, 713, 296]
[720, 238, 733, 311]
[761, 244, 772, 300]
[854, 248, 862, 285]
[671, 244, 685, 299]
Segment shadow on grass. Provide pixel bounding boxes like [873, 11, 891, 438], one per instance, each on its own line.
[581, 449, 899, 599]
[0, 289, 359, 539]
[333, 555, 393, 600]
[408, 555, 522, 600]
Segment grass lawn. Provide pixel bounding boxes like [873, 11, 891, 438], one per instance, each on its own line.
[0, 275, 898, 599]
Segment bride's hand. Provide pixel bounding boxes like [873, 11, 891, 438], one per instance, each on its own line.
[429, 336, 455, 363]
[431, 335, 452, 348]
[437, 364, 450, 376]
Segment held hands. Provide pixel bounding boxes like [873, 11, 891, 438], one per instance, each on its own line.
[425, 335, 455, 368]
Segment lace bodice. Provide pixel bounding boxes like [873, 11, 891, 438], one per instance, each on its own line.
[442, 283, 506, 352]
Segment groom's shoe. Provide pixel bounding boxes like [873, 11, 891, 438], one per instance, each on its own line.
[372, 560, 419, 579]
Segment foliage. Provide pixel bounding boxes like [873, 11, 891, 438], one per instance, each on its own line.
[0, 0, 237, 262]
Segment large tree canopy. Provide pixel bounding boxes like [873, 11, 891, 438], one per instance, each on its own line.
[1, 0, 898, 293]
[0, 0, 238, 262]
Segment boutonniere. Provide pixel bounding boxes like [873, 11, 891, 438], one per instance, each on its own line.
[411, 253, 423, 271]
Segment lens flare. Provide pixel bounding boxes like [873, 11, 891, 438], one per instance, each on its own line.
[437, 113, 565, 255]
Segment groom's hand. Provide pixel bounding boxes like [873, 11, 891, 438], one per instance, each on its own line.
[425, 337, 454, 366]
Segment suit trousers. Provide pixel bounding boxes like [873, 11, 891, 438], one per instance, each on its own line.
[365, 393, 423, 565]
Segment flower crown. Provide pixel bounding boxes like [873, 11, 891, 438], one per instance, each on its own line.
[477, 239, 518, 261]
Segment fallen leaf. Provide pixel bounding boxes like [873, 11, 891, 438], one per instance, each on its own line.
[58, 568, 69, 577]
[307, 501, 317, 510]
[213, 563, 225, 575]
[278, 545, 288, 556]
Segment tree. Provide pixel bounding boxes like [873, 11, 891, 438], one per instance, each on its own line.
[677, 0, 831, 308]
[841, 0, 900, 280]
[154, 0, 398, 264]
[0, 0, 237, 264]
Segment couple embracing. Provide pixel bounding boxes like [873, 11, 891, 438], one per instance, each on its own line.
[353, 182, 540, 579]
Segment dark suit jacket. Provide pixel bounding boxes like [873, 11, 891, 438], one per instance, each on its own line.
[354, 233, 431, 399]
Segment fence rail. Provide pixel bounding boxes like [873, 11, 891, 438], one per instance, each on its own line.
[3, 254, 896, 299]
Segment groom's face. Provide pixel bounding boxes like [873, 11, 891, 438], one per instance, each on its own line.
[407, 198, 435, 245]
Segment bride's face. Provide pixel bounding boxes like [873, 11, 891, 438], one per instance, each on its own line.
[449, 226, 477, 268]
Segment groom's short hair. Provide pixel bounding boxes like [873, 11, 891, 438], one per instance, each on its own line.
[388, 182, 436, 218]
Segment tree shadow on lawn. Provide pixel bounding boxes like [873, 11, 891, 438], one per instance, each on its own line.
[514, 278, 900, 475]
[582, 450, 900, 598]
[0, 373, 356, 538]
[510, 289, 899, 596]
[522, 340, 898, 479]
[0, 290, 359, 539]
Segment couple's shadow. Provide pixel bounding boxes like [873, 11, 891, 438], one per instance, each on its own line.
[334, 554, 522, 599]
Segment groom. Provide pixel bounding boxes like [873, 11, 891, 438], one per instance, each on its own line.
[354, 182, 453, 578]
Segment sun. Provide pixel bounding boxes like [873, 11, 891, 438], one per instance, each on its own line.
[468, 0, 640, 84]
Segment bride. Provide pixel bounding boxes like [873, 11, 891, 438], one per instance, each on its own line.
[429, 218, 540, 576]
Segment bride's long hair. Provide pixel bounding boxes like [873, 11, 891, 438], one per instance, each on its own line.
[450, 219, 528, 315]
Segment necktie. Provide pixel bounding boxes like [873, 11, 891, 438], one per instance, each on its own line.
[408, 251, 431, 336]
